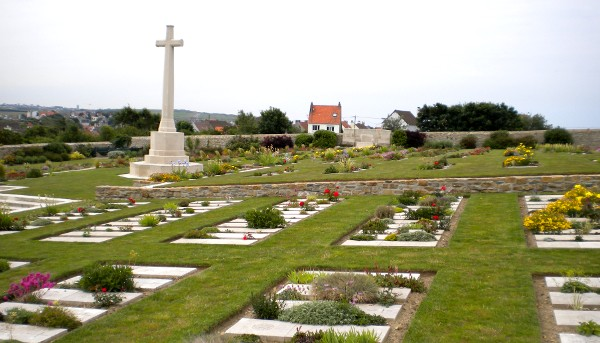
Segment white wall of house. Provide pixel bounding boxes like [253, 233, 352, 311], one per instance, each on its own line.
[308, 123, 342, 134]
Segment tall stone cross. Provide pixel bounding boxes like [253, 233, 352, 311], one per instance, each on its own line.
[156, 25, 183, 133]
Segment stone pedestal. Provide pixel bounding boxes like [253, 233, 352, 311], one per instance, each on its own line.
[129, 131, 202, 178]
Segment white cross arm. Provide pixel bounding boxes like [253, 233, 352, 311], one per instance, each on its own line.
[156, 39, 184, 47]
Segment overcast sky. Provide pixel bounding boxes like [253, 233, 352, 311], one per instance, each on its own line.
[1, 0, 599, 128]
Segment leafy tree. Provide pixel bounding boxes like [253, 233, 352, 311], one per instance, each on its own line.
[235, 110, 259, 134]
[417, 102, 522, 132]
[258, 107, 292, 134]
[382, 117, 407, 131]
[176, 120, 195, 135]
[113, 106, 160, 132]
[0, 129, 23, 145]
[544, 127, 573, 144]
[99, 126, 115, 142]
[60, 124, 93, 143]
[519, 113, 551, 130]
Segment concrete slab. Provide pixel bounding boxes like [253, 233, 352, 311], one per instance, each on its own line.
[225, 318, 389, 343]
[559, 333, 600, 343]
[133, 278, 173, 290]
[0, 322, 66, 343]
[536, 235, 600, 242]
[38, 288, 142, 305]
[8, 261, 29, 269]
[217, 227, 280, 233]
[0, 231, 18, 235]
[549, 292, 600, 305]
[59, 231, 132, 237]
[537, 241, 600, 249]
[41, 237, 114, 243]
[554, 310, 600, 325]
[341, 240, 438, 247]
[0, 302, 106, 323]
[172, 238, 257, 245]
[129, 266, 196, 278]
[545, 277, 600, 288]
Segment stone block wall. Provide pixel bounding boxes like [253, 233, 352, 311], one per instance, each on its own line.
[342, 128, 392, 147]
[96, 174, 600, 200]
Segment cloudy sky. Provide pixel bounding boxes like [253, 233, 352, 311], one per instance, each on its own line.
[1, 0, 599, 128]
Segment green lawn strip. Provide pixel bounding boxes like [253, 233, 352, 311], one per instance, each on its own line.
[6, 166, 133, 199]
[173, 150, 600, 186]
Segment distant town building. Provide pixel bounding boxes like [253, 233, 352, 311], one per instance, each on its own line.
[308, 102, 343, 133]
[385, 110, 419, 131]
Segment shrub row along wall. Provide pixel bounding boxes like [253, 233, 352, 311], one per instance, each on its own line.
[96, 174, 600, 200]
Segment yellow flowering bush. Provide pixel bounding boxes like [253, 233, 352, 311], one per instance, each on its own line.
[546, 198, 582, 215]
[148, 173, 181, 182]
[502, 143, 536, 167]
[523, 209, 571, 233]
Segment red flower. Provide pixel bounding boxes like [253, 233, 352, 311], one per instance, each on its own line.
[441, 185, 447, 191]
[13, 217, 18, 221]
[324, 188, 331, 194]
[128, 197, 136, 205]
[431, 203, 436, 207]
[299, 201, 305, 207]
[101, 287, 107, 293]
[77, 207, 84, 213]
[333, 191, 339, 197]
[432, 215, 439, 220]
[243, 235, 247, 240]
[434, 161, 439, 165]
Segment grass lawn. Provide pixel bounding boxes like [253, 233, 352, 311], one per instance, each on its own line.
[1, 192, 600, 342]
[175, 150, 600, 186]
[0, 150, 599, 342]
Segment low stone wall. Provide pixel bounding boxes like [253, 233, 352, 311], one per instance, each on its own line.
[342, 128, 392, 147]
[96, 174, 600, 200]
[424, 129, 600, 148]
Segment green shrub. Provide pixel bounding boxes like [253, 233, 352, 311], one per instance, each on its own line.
[397, 190, 423, 206]
[0, 212, 14, 231]
[163, 202, 179, 216]
[26, 168, 43, 178]
[139, 214, 160, 227]
[459, 134, 478, 149]
[324, 165, 339, 174]
[375, 206, 396, 219]
[4, 307, 36, 324]
[250, 292, 281, 320]
[391, 130, 407, 147]
[372, 273, 426, 292]
[294, 133, 314, 147]
[578, 320, 600, 336]
[360, 219, 388, 234]
[424, 140, 454, 149]
[287, 270, 320, 284]
[178, 200, 190, 207]
[226, 136, 260, 151]
[43, 142, 72, 154]
[350, 233, 376, 241]
[291, 330, 324, 343]
[230, 334, 263, 343]
[183, 227, 219, 239]
[29, 306, 82, 331]
[93, 291, 123, 308]
[405, 207, 442, 220]
[278, 301, 386, 326]
[244, 207, 286, 229]
[312, 273, 380, 303]
[0, 258, 9, 272]
[396, 231, 436, 241]
[515, 135, 538, 148]
[79, 263, 135, 292]
[483, 130, 515, 149]
[312, 130, 338, 148]
[277, 288, 305, 301]
[561, 280, 592, 293]
[0, 163, 5, 181]
[544, 127, 574, 144]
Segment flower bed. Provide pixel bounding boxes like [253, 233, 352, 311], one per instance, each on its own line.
[524, 185, 600, 248]
[225, 269, 427, 342]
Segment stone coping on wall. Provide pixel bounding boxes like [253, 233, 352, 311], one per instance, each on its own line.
[96, 174, 600, 200]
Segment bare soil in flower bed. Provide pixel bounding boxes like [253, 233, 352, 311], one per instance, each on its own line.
[211, 272, 435, 343]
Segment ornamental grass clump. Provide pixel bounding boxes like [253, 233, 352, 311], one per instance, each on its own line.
[374, 205, 396, 219]
[250, 292, 281, 320]
[29, 306, 82, 331]
[277, 301, 386, 326]
[184, 227, 219, 239]
[244, 207, 286, 229]
[139, 214, 160, 227]
[311, 273, 380, 304]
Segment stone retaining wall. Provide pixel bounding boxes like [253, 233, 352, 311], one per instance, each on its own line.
[96, 174, 600, 200]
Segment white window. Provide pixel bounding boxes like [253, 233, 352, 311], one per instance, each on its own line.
[327, 126, 335, 132]
[312, 125, 320, 131]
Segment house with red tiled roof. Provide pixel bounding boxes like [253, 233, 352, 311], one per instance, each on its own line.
[308, 102, 342, 133]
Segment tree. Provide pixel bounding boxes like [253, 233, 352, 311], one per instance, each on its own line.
[113, 106, 160, 132]
[99, 126, 115, 142]
[258, 107, 292, 134]
[0, 129, 23, 145]
[176, 120, 195, 135]
[382, 116, 407, 131]
[519, 114, 551, 130]
[391, 130, 407, 147]
[235, 110, 259, 134]
[417, 102, 522, 132]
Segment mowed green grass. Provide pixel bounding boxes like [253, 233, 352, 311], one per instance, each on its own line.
[2, 193, 600, 342]
[175, 150, 600, 186]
